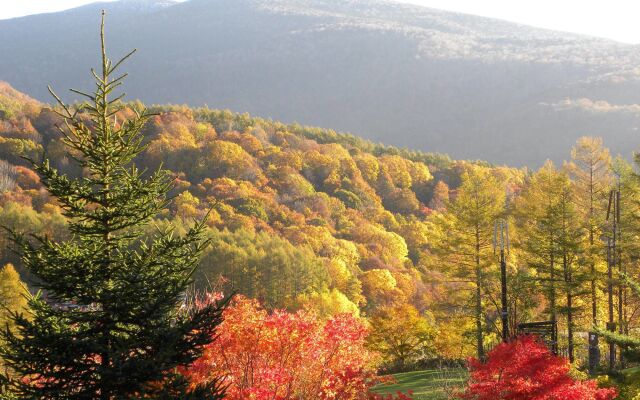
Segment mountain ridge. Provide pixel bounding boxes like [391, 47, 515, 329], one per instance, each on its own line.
[2, 0, 639, 166]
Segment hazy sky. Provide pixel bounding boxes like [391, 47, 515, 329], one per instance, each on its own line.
[1, 0, 640, 43]
[0, 0, 114, 19]
[401, 0, 640, 43]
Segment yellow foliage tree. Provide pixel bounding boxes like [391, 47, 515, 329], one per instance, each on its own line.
[294, 289, 360, 319]
[367, 303, 436, 368]
[431, 166, 505, 359]
[0, 263, 29, 374]
[565, 136, 611, 326]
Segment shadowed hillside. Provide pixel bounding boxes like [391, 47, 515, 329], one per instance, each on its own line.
[1, 0, 639, 164]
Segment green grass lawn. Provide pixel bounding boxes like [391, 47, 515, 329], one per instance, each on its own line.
[372, 368, 468, 400]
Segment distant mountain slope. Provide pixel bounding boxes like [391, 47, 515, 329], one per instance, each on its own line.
[2, 0, 640, 166]
[0, 81, 524, 339]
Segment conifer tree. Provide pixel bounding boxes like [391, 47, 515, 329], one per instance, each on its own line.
[0, 263, 29, 385]
[601, 157, 640, 363]
[514, 162, 564, 341]
[611, 157, 640, 338]
[556, 167, 585, 362]
[0, 14, 226, 399]
[434, 167, 505, 359]
[514, 161, 586, 360]
[600, 275, 640, 364]
[566, 137, 611, 327]
[0, 264, 28, 333]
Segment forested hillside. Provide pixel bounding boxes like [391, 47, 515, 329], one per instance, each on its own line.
[1, 78, 639, 368]
[5, 3, 640, 396]
[0, 80, 522, 358]
[3, 0, 640, 166]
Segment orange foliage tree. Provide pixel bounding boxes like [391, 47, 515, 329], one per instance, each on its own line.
[182, 295, 407, 400]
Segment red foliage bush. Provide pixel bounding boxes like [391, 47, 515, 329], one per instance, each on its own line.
[182, 295, 409, 400]
[460, 335, 617, 400]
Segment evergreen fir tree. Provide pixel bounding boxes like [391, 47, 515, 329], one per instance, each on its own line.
[0, 13, 227, 399]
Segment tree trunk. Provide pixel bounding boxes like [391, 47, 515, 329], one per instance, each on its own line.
[590, 166, 597, 327]
[550, 253, 557, 354]
[564, 252, 574, 363]
[590, 229, 596, 327]
[567, 291, 574, 363]
[475, 230, 484, 360]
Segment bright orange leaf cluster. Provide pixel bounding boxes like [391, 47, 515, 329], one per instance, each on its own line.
[460, 335, 617, 400]
[181, 295, 393, 400]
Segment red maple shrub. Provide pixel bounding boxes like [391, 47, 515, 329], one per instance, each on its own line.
[460, 335, 617, 400]
[181, 295, 410, 399]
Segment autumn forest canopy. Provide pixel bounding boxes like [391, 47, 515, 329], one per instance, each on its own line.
[2, 9, 640, 400]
